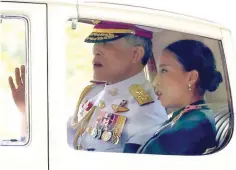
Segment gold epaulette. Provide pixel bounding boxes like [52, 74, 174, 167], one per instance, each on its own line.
[129, 84, 154, 106]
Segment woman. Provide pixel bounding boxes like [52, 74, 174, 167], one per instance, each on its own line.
[123, 39, 223, 155]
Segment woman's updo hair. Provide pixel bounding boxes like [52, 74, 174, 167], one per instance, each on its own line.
[165, 39, 223, 95]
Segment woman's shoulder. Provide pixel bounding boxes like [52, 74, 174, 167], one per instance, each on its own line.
[184, 107, 213, 120]
[175, 107, 215, 130]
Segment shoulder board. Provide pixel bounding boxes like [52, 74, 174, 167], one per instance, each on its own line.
[129, 84, 154, 106]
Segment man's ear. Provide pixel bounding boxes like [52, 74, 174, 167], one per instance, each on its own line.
[132, 46, 145, 63]
[188, 70, 199, 86]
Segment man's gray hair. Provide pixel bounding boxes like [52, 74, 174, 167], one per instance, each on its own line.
[124, 35, 153, 65]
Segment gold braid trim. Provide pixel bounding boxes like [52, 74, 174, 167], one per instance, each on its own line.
[73, 106, 96, 150]
[93, 28, 135, 34]
[70, 84, 95, 150]
[170, 104, 209, 127]
[71, 84, 94, 129]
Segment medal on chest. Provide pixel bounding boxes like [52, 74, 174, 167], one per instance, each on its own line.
[87, 109, 127, 145]
[80, 100, 94, 117]
[111, 100, 129, 113]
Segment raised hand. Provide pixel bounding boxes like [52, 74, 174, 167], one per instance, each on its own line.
[9, 65, 26, 115]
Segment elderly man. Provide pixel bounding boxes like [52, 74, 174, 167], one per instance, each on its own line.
[67, 20, 167, 153]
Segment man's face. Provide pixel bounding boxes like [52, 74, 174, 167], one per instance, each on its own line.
[92, 38, 134, 83]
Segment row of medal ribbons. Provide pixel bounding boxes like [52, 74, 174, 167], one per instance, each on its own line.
[86, 108, 127, 145]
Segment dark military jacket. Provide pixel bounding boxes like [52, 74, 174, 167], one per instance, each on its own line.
[123, 100, 217, 155]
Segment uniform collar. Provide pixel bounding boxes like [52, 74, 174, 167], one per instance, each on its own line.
[171, 100, 206, 120]
[104, 71, 147, 95]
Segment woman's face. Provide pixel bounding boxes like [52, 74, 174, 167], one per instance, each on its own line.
[155, 50, 196, 108]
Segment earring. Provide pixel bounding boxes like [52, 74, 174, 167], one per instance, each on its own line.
[188, 84, 191, 91]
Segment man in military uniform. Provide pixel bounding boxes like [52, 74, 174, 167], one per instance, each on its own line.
[67, 20, 168, 152]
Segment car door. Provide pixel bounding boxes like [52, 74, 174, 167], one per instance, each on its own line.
[0, 2, 48, 170]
